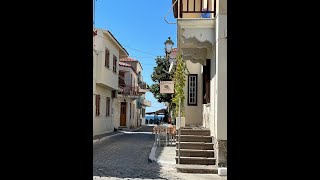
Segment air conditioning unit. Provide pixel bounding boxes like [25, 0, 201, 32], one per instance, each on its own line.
[112, 90, 117, 98]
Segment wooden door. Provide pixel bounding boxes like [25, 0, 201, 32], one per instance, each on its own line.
[120, 102, 126, 126]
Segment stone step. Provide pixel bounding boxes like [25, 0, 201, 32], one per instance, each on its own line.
[176, 135, 212, 142]
[178, 129, 210, 136]
[176, 164, 218, 174]
[175, 157, 216, 165]
[176, 142, 214, 150]
[176, 149, 215, 157]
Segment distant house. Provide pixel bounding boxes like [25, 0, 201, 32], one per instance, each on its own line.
[115, 57, 151, 129]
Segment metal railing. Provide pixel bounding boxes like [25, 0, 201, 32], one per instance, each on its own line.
[118, 85, 139, 96]
[138, 81, 147, 89]
[179, 0, 216, 18]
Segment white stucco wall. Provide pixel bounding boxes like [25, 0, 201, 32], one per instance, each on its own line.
[114, 100, 121, 129]
[93, 50, 97, 127]
[94, 30, 119, 90]
[93, 85, 115, 136]
[214, 0, 227, 140]
[184, 60, 203, 125]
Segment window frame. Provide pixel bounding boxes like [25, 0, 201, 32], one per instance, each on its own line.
[113, 55, 117, 73]
[105, 48, 110, 68]
[188, 74, 198, 106]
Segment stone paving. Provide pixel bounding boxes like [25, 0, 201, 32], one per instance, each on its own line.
[93, 125, 227, 180]
[93, 126, 163, 179]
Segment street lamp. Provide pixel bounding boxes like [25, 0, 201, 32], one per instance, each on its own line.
[164, 37, 174, 54]
[164, 37, 175, 74]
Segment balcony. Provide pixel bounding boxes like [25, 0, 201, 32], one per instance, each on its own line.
[172, 0, 216, 65]
[138, 97, 151, 107]
[138, 81, 149, 94]
[118, 85, 140, 98]
[173, 0, 216, 19]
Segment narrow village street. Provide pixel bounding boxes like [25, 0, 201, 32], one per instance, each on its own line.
[93, 125, 226, 180]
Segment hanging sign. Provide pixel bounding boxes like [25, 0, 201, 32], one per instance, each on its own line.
[160, 81, 174, 94]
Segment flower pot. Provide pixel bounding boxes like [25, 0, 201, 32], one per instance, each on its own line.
[176, 117, 185, 129]
[201, 8, 211, 18]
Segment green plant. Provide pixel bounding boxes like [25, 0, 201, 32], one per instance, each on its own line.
[172, 53, 189, 117]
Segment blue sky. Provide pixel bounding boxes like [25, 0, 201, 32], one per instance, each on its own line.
[95, 0, 177, 113]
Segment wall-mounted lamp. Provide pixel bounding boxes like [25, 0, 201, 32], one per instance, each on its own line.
[164, 37, 174, 54]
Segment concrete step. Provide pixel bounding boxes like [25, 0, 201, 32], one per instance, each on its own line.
[178, 129, 210, 136]
[176, 149, 215, 157]
[176, 164, 218, 174]
[176, 142, 214, 150]
[176, 135, 212, 142]
[175, 157, 216, 165]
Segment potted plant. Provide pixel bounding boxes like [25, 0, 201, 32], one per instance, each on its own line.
[201, 8, 211, 18]
[172, 53, 189, 128]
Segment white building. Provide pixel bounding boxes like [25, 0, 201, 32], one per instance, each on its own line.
[93, 28, 129, 137]
[170, 0, 227, 166]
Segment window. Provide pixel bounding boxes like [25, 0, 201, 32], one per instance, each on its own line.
[105, 49, 110, 68]
[95, 95, 100, 116]
[188, 74, 197, 106]
[113, 55, 117, 73]
[106, 97, 110, 116]
[203, 59, 211, 104]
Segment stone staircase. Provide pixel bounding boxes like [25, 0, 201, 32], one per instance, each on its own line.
[175, 126, 217, 173]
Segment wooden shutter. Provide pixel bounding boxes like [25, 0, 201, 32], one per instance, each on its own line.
[105, 49, 109, 68]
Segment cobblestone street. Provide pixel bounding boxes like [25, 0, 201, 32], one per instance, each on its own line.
[93, 126, 164, 179]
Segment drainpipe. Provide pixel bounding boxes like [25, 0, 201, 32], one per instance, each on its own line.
[178, 97, 181, 164]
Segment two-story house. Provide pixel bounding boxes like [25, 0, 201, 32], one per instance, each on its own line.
[169, 0, 227, 167]
[93, 29, 129, 137]
[115, 57, 151, 129]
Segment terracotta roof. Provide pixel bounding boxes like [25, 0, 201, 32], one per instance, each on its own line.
[120, 57, 138, 62]
[119, 61, 138, 75]
[119, 61, 132, 67]
[120, 57, 143, 71]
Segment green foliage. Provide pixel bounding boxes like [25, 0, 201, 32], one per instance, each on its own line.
[150, 56, 173, 103]
[172, 53, 188, 117]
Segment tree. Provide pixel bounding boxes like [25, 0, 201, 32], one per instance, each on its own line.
[150, 56, 173, 123]
[150, 56, 173, 103]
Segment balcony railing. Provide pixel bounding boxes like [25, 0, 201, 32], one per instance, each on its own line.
[118, 85, 139, 96]
[173, 0, 216, 18]
[138, 97, 151, 107]
[138, 81, 147, 89]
